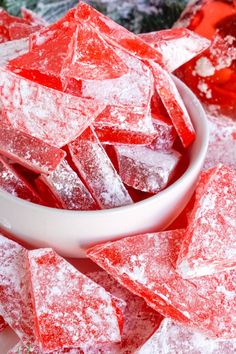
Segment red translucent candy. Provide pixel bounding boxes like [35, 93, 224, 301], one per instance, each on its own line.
[69, 128, 133, 209]
[0, 316, 7, 332]
[136, 318, 236, 354]
[75, 2, 163, 64]
[0, 235, 34, 344]
[149, 62, 196, 147]
[0, 38, 29, 68]
[151, 113, 177, 151]
[88, 230, 236, 339]
[35, 159, 97, 210]
[84, 270, 162, 354]
[203, 111, 236, 170]
[94, 105, 157, 145]
[115, 145, 181, 194]
[62, 22, 128, 81]
[177, 165, 236, 278]
[0, 68, 104, 148]
[28, 248, 122, 352]
[9, 23, 42, 41]
[21, 8, 47, 27]
[0, 8, 30, 44]
[139, 27, 210, 72]
[0, 157, 42, 204]
[0, 123, 65, 174]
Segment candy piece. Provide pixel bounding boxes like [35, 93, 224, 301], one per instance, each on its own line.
[28, 248, 122, 352]
[7, 342, 82, 353]
[21, 8, 47, 27]
[35, 159, 97, 210]
[9, 23, 42, 40]
[203, 111, 236, 171]
[136, 318, 236, 354]
[0, 316, 7, 332]
[115, 145, 181, 193]
[0, 68, 104, 148]
[94, 106, 157, 145]
[83, 270, 162, 354]
[139, 28, 210, 72]
[151, 113, 177, 151]
[62, 22, 128, 81]
[149, 61, 195, 148]
[0, 38, 29, 68]
[0, 235, 34, 344]
[0, 124, 66, 174]
[0, 157, 42, 204]
[75, 2, 163, 64]
[69, 128, 133, 209]
[0, 8, 29, 44]
[177, 165, 236, 278]
[88, 230, 236, 339]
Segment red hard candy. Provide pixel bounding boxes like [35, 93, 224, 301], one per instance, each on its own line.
[151, 113, 177, 151]
[9, 23, 42, 41]
[88, 230, 236, 338]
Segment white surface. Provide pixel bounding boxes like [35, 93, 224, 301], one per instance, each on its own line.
[0, 77, 209, 257]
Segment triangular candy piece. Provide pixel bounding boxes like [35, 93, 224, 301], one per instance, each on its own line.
[88, 230, 236, 338]
[28, 248, 122, 352]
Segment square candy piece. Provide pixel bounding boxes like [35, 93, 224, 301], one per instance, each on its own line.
[36, 159, 97, 210]
[177, 164, 236, 278]
[0, 234, 35, 344]
[69, 128, 133, 209]
[0, 123, 66, 174]
[75, 2, 163, 65]
[0, 38, 29, 68]
[139, 28, 210, 72]
[28, 248, 122, 352]
[0, 68, 104, 148]
[136, 318, 236, 354]
[88, 230, 236, 339]
[149, 61, 195, 148]
[0, 157, 42, 204]
[115, 145, 181, 194]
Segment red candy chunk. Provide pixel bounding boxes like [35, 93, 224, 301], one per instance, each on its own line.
[75, 2, 163, 65]
[139, 27, 210, 72]
[28, 248, 122, 352]
[83, 271, 162, 354]
[149, 62, 196, 148]
[94, 106, 157, 145]
[0, 68, 104, 147]
[0, 124, 65, 174]
[62, 22, 128, 81]
[69, 128, 133, 209]
[0, 316, 7, 332]
[0, 235, 34, 344]
[9, 23, 42, 41]
[21, 8, 47, 27]
[177, 165, 236, 278]
[0, 38, 29, 68]
[136, 318, 236, 354]
[7, 342, 81, 354]
[0, 157, 42, 204]
[203, 111, 236, 171]
[0, 8, 29, 44]
[151, 113, 177, 151]
[36, 159, 97, 210]
[88, 231, 236, 339]
[115, 145, 181, 193]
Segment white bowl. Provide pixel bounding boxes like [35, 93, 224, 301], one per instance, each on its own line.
[0, 77, 209, 257]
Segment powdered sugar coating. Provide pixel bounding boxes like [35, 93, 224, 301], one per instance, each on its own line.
[136, 318, 236, 354]
[28, 248, 122, 352]
[0, 38, 29, 67]
[88, 230, 236, 338]
[150, 114, 177, 151]
[177, 165, 236, 278]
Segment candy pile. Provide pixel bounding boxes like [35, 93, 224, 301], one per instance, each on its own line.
[0, 2, 211, 210]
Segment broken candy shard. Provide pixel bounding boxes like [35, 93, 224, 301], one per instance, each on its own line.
[36, 159, 97, 210]
[148, 61, 195, 148]
[0, 8, 30, 43]
[0, 68, 104, 148]
[177, 164, 236, 278]
[9, 23, 42, 41]
[75, 2, 163, 65]
[0, 124, 66, 174]
[94, 105, 157, 145]
[151, 113, 177, 151]
[0, 38, 29, 68]
[87, 230, 236, 339]
[0, 157, 42, 204]
[115, 145, 181, 194]
[136, 318, 236, 354]
[62, 23, 128, 81]
[139, 28, 210, 72]
[0, 234, 35, 345]
[69, 128, 133, 209]
[28, 248, 122, 352]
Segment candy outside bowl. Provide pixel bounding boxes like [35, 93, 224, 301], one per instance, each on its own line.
[0, 77, 209, 257]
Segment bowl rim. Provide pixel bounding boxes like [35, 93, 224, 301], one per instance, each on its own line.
[0, 76, 209, 216]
